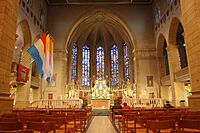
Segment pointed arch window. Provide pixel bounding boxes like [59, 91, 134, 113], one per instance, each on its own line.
[71, 43, 78, 84]
[123, 44, 130, 83]
[82, 45, 90, 86]
[111, 44, 119, 86]
[96, 46, 104, 80]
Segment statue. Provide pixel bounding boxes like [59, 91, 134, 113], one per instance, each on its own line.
[92, 80, 110, 99]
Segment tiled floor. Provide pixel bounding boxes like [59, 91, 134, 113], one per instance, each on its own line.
[87, 116, 117, 133]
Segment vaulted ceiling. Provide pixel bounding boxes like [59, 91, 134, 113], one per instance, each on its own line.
[46, 0, 153, 5]
[66, 10, 135, 51]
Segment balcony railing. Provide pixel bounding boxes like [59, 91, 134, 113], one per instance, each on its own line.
[174, 67, 190, 82]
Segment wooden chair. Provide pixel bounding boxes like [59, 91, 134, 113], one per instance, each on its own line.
[19, 116, 42, 127]
[0, 129, 33, 133]
[157, 116, 179, 121]
[123, 112, 137, 133]
[0, 117, 19, 122]
[181, 115, 200, 120]
[172, 131, 200, 133]
[44, 116, 66, 131]
[0, 121, 23, 131]
[74, 114, 84, 133]
[135, 115, 155, 129]
[66, 113, 76, 133]
[178, 119, 200, 131]
[113, 109, 123, 126]
[146, 120, 176, 133]
[27, 121, 56, 133]
[1, 113, 18, 118]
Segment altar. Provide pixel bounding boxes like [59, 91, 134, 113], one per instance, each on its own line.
[92, 80, 110, 99]
[91, 80, 111, 109]
[91, 99, 110, 109]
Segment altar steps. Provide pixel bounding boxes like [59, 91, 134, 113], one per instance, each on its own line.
[92, 109, 110, 116]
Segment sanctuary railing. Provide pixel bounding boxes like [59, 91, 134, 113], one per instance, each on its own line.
[122, 97, 166, 108]
[31, 98, 83, 108]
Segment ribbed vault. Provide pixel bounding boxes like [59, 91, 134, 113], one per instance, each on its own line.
[65, 9, 135, 50]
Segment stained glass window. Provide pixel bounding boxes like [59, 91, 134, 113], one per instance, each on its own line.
[155, 6, 161, 23]
[82, 45, 90, 86]
[71, 43, 78, 84]
[167, 0, 173, 5]
[96, 46, 104, 80]
[26, 0, 32, 6]
[123, 44, 130, 83]
[111, 44, 119, 86]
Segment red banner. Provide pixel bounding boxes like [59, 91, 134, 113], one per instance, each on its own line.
[17, 64, 29, 83]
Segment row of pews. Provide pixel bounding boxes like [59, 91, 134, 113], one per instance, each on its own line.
[0, 108, 92, 133]
[110, 108, 200, 133]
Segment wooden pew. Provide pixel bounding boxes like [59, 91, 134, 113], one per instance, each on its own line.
[27, 121, 56, 133]
[0, 121, 23, 131]
[146, 120, 176, 133]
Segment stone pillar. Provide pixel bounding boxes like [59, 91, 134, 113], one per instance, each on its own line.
[132, 52, 137, 97]
[161, 86, 171, 101]
[173, 82, 186, 106]
[118, 44, 123, 87]
[167, 46, 177, 105]
[0, 0, 19, 114]
[77, 43, 82, 87]
[15, 52, 32, 108]
[47, 49, 67, 100]
[134, 50, 140, 98]
[64, 50, 68, 98]
[180, 0, 200, 111]
[15, 81, 31, 108]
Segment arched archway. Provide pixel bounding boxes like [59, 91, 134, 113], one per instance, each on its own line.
[13, 19, 32, 66]
[168, 18, 189, 106]
[168, 17, 188, 72]
[157, 34, 170, 78]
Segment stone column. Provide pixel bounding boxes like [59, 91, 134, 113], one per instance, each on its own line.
[15, 49, 32, 108]
[15, 72, 31, 108]
[47, 49, 67, 100]
[0, 0, 19, 114]
[166, 46, 176, 105]
[118, 44, 123, 88]
[180, 0, 200, 111]
[64, 50, 68, 98]
[132, 52, 137, 97]
[134, 49, 140, 98]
